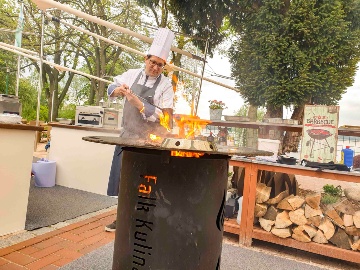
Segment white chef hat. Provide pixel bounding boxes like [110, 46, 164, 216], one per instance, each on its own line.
[148, 28, 175, 62]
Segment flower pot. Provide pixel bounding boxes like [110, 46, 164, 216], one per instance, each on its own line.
[210, 109, 223, 121]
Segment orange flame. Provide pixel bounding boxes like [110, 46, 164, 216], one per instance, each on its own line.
[171, 151, 204, 158]
[149, 134, 162, 141]
[174, 114, 211, 139]
[159, 111, 171, 132]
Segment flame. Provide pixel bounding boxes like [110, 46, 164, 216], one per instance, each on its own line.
[172, 72, 178, 93]
[174, 114, 211, 139]
[159, 111, 171, 132]
[171, 151, 204, 158]
[149, 134, 162, 141]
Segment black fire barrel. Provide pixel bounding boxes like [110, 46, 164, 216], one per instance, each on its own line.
[112, 147, 229, 270]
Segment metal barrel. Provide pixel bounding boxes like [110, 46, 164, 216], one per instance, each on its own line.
[112, 148, 229, 270]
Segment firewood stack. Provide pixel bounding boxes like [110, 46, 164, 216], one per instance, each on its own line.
[255, 182, 360, 251]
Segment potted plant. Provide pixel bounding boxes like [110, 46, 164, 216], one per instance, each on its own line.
[209, 100, 227, 120]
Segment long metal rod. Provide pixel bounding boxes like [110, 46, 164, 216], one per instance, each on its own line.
[15, 1, 24, 97]
[43, 13, 237, 91]
[36, 11, 45, 125]
[31, 0, 203, 61]
[195, 39, 209, 115]
[15, 55, 21, 96]
[0, 43, 162, 109]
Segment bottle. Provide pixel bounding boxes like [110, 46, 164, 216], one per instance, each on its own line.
[341, 146, 354, 169]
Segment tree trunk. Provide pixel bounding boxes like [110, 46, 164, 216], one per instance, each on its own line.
[265, 104, 283, 118]
[246, 105, 258, 148]
[280, 104, 305, 154]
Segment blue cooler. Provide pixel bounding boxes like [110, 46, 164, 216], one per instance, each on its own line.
[32, 159, 56, 187]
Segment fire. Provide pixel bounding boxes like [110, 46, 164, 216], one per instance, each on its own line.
[159, 111, 171, 132]
[149, 134, 162, 141]
[174, 114, 211, 139]
[171, 151, 204, 158]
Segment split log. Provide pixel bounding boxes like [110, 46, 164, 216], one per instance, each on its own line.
[318, 218, 335, 240]
[263, 205, 278, 221]
[292, 228, 311, 242]
[271, 227, 292, 238]
[351, 238, 360, 251]
[275, 211, 292, 229]
[345, 226, 360, 237]
[289, 208, 307, 226]
[329, 228, 352, 250]
[255, 203, 268, 217]
[266, 190, 289, 205]
[256, 183, 271, 203]
[324, 207, 345, 229]
[288, 196, 305, 210]
[277, 195, 295, 211]
[307, 216, 324, 228]
[305, 193, 321, 210]
[293, 225, 318, 239]
[343, 214, 354, 227]
[302, 224, 318, 238]
[259, 218, 275, 232]
[304, 204, 323, 218]
[354, 211, 360, 229]
[313, 230, 329, 244]
[334, 199, 356, 215]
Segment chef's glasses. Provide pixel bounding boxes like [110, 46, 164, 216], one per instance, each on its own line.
[148, 59, 165, 69]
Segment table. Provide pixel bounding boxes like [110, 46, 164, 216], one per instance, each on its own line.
[0, 123, 43, 236]
[48, 123, 119, 195]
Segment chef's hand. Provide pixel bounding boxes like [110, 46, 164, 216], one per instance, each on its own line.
[111, 84, 130, 97]
[122, 88, 144, 111]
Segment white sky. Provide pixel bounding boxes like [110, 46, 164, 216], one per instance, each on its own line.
[174, 53, 360, 127]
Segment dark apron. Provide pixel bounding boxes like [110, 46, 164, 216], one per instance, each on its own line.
[107, 72, 162, 196]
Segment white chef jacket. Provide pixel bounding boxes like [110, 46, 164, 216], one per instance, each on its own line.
[107, 68, 174, 122]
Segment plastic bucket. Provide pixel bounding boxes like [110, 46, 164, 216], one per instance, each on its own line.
[32, 159, 56, 187]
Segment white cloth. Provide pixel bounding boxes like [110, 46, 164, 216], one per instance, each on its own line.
[107, 68, 174, 122]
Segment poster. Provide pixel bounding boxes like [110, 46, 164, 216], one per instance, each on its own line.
[300, 105, 339, 163]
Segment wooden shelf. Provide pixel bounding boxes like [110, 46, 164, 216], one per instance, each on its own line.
[225, 159, 360, 264]
[224, 218, 240, 235]
[223, 221, 360, 263]
[252, 227, 360, 264]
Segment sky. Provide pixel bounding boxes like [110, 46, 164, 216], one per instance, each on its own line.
[174, 53, 360, 128]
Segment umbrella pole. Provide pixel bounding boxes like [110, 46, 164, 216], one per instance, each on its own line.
[36, 11, 45, 126]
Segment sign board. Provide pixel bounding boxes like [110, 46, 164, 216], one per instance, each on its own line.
[300, 105, 339, 163]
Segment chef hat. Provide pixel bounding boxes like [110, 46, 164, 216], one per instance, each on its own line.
[148, 28, 175, 62]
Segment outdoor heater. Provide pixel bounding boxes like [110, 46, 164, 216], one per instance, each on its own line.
[83, 136, 272, 270]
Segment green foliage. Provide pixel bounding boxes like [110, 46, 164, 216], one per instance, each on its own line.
[321, 184, 342, 205]
[229, 0, 360, 109]
[321, 193, 339, 205]
[58, 104, 76, 120]
[323, 184, 343, 197]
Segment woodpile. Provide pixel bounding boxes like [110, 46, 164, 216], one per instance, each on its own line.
[255, 182, 360, 251]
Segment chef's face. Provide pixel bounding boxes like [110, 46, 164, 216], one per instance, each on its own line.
[145, 55, 166, 77]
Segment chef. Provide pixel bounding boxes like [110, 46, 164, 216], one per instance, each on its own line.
[105, 28, 175, 232]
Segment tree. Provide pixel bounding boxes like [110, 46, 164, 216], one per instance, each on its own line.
[136, 0, 215, 114]
[0, 0, 21, 95]
[167, 0, 360, 153]
[229, 0, 360, 152]
[68, 0, 147, 106]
